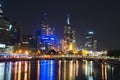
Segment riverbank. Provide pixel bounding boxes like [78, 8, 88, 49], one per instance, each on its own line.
[0, 55, 120, 65]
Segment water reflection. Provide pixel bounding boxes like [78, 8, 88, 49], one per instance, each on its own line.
[40, 60, 55, 80]
[61, 60, 79, 80]
[13, 61, 31, 80]
[0, 60, 120, 80]
[0, 62, 5, 80]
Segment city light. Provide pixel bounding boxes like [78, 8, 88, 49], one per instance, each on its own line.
[9, 24, 12, 30]
[0, 44, 6, 48]
[82, 49, 89, 55]
[0, 1, 120, 80]
[88, 31, 94, 34]
[41, 35, 55, 41]
[69, 43, 73, 50]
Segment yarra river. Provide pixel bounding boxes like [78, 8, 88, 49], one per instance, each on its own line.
[0, 59, 120, 80]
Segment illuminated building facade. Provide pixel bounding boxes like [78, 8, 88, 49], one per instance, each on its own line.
[0, 4, 10, 47]
[0, 4, 20, 52]
[9, 22, 20, 45]
[22, 34, 37, 50]
[0, 18, 11, 46]
[62, 14, 76, 52]
[36, 13, 56, 52]
[85, 31, 97, 51]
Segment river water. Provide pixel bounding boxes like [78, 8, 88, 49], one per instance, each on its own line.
[0, 60, 120, 80]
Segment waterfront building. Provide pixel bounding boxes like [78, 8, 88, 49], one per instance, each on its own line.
[62, 14, 76, 52]
[0, 17, 11, 46]
[36, 13, 56, 53]
[22, 34, 37, 50]
[0, 4, 21, 52]
[9, 22, 20, 45]
[0, 4, 10, 46]
[13, 34, 38, 53]
[84, 31, 97, 51]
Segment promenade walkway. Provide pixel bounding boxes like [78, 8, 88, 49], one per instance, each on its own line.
[0, 54, 120, 65]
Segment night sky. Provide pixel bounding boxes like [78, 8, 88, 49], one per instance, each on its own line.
[2, 0, 120, 50]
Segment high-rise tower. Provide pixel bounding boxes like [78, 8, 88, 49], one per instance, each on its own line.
[0, 3, 11, 51]
[9, 22, 20, 45]
[36, 13, 56, 53]
[62, 14, 76, 52]
[85, 31, 97, 51]
[40, 13, 55, 36]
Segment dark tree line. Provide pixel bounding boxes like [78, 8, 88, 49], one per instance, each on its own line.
[107, 50, 120, 57]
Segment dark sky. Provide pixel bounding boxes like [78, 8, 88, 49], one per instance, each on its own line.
[2, 0, 120, 50]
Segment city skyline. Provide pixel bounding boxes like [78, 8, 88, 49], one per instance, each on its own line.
[2, 0, 120, 50]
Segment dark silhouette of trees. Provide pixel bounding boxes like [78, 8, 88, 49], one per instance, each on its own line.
[107, 50, 120, 57]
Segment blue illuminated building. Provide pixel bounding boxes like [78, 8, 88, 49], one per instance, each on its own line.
[41, 35, 56, 43]
[36, 13, 57, 53]
[39, 33, 56, 53]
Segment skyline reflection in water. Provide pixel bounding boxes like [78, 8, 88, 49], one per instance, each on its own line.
[0, 60, 120, 80]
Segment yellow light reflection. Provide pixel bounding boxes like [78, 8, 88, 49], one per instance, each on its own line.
[69, 61, 73, 80]
[18, 62, 21, 80]
[37, 60, 40, 80]
[73, 61, 76, 80]
[102, 62, 108, 80]
[58, 60, 61, 80]
[105, 63, 107, 80]
[14, 62, 18, 80]
[64, 60, 66, 80]
[75, 60, 79, 77]
[102, 63, 105, 80]
[24, 61, 28, 80]
[85, 60, 88, 76]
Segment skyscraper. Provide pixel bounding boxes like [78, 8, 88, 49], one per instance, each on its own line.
[0, 3, 21, 52]
[9, 22, 20, 45]
[22, 34, 37, 50]
[62, 14, 76, 52]
[36, 13, 56, 53]
[0, 18, 11, 46]
[85, 31, 97, 51]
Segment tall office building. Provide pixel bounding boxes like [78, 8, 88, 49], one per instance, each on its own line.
[62, 14, 76, 51]
[9, 22, 20, 45]
[0, 18, 11, 45]
[85, 31, 97, 51]
[22, 34, 37, 50]
[0, 3, 21, 52]
[0, 3, 10, 51]
[36, 13, 56, 52]
[40, 13, 55, 36]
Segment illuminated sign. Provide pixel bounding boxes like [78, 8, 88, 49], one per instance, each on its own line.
[41, 36, 55, 41]
[41, 37, 49, 40]
[88, 32, 94, 34]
